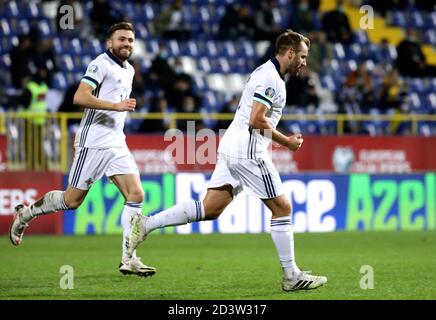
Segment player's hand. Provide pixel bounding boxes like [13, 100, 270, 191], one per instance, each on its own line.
[286, 134, 304, 151]
[114, 98, 136, 112]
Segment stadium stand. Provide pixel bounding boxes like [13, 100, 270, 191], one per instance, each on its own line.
[0, 0, 435, 136]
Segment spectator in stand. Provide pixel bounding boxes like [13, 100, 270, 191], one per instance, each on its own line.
[19, 68, 50, 170]
[214, 95, 239, 131]
[290, 0, 317, 33]
[28, 26, 58, 87]
[217, 4, 256, 40]
[90, 0, 126, 40]
[131, 60, 147, 111]
[396, 28, 436, 77]
[321, 0, 353, 44]
[379, 67, 408, 112]
[11, 27, 57, 88]
[343, 62, 376, 113]
[137, 96, 170, 133]
[153, 0, 192, 40]
[57, 83, 83, 129]
[10, 34, 34, 88]
[166, 58, 199, 110]
[147, 43, 175, 93]
[306, 31, 333, 73]
[286, 68, 320, 111]
[337, 63, 376, 133]
[176, 95, 204, 132]
[254, 0, 282, 41]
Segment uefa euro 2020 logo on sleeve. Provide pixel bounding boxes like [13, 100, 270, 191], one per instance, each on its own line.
[265, 87, 275, 100]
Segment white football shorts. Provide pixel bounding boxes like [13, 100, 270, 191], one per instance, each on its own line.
[208, 152, 283, 199]
[68, 145, 139, 190]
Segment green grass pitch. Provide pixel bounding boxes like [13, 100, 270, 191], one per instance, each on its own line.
[1, 231, 435, 300]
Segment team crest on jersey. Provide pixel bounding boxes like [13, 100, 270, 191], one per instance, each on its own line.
[88, 65, 98, 74]
[265, 87, 275, 99]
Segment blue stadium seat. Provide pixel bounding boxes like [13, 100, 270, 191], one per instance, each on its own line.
[145, 3, 158, 21]
[391, 10, 407, 27]
[145, 38, 160, 56]
[134, 23, 149, 39]
[58, 54, 75, 72]
[198, 57, 211, 72]
[37, 19, 54, 37]
[354, 30, 370, 45]
[0, 53, 10, 70]
[410, 78, 425, 93]
[52, 72, 68, 91]
[333, 43, 345, 60]
[0, 19, 12, 37]
[202, 90, 219, 111]
[423, 29, 436, 45]
[423, 93, 436, 113]
[3, 1, 20, 18]
[222, 41, 237, 58]
[167, 40, 181, 56]
[410, 10, 425, 29]
[204, 40, 219, 58]
[20, 2, 44, 19]
[193, 75, 208, 91]
[426, 11, 436, 29]
[70, 38, 83, 56]
[186, 40, 200, 56]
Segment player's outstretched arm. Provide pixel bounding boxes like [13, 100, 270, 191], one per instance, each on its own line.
[249, 101, 303, 151]
[73, 82, 136, 112]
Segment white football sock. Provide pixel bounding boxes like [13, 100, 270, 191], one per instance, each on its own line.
[121, 201, 142, 262]
[23, 191, 69, 222]
[270, 216, 301, 279]
[145, 201, 205, 233]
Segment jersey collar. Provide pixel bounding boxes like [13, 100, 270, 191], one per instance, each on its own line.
[270, 57, 284, 80]
[105, 49, 127, 68]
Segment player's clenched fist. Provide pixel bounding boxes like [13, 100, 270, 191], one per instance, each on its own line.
[286, 134, 304, 151]
[114, 98, 136, 111]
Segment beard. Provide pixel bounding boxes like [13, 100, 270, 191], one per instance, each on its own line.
[112, 46, 132, 61]
[288, 62, 302, 76]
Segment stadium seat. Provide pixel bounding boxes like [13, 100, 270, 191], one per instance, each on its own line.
[20, 2, 43, 19]
[52, 72, 68, 91]
[37, 19, 54, 37]
[193, 75, 208, 91]
[198, 57, 212, 73]
[354, 30, 370, 45]
[410, 10, 425, 29]
[391, 10, 407, 28]
[0, 19, 12, 36]
[426, 11, 436, 28]
[3, 1, 19, 18]
[410, 78, 426, 93]
[333, 43, 346, 60]
[423, 30, 436, 45]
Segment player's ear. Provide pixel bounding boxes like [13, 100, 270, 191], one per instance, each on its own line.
[106, 38, 112, 49]
[288, 48, 294, 59]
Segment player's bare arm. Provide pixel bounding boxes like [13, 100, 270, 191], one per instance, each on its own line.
[73, 82, 136, 112]
[249, 100, 303, 151]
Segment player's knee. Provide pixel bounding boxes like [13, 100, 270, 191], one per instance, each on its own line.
[281, 201, 291, 214]
[126, 188, 144, 202]
[203, 204, 225, 220]
[64, 197, 83, 209]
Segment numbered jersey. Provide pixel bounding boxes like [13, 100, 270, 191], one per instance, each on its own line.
[74, 50, 134, 149]
[218, 58, 286, 159]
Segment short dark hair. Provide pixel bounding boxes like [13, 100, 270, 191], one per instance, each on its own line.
[275, 29, 310, 55]
[107, 22, 135, 39]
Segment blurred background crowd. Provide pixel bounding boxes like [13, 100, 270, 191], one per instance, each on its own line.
[0, 0, 435, 136]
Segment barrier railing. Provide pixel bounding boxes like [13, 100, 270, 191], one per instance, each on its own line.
[0, 111, 435, 173]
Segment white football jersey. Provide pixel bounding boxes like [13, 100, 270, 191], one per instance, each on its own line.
[218, 58, 287, 159]
[74, 50, 134, 149]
